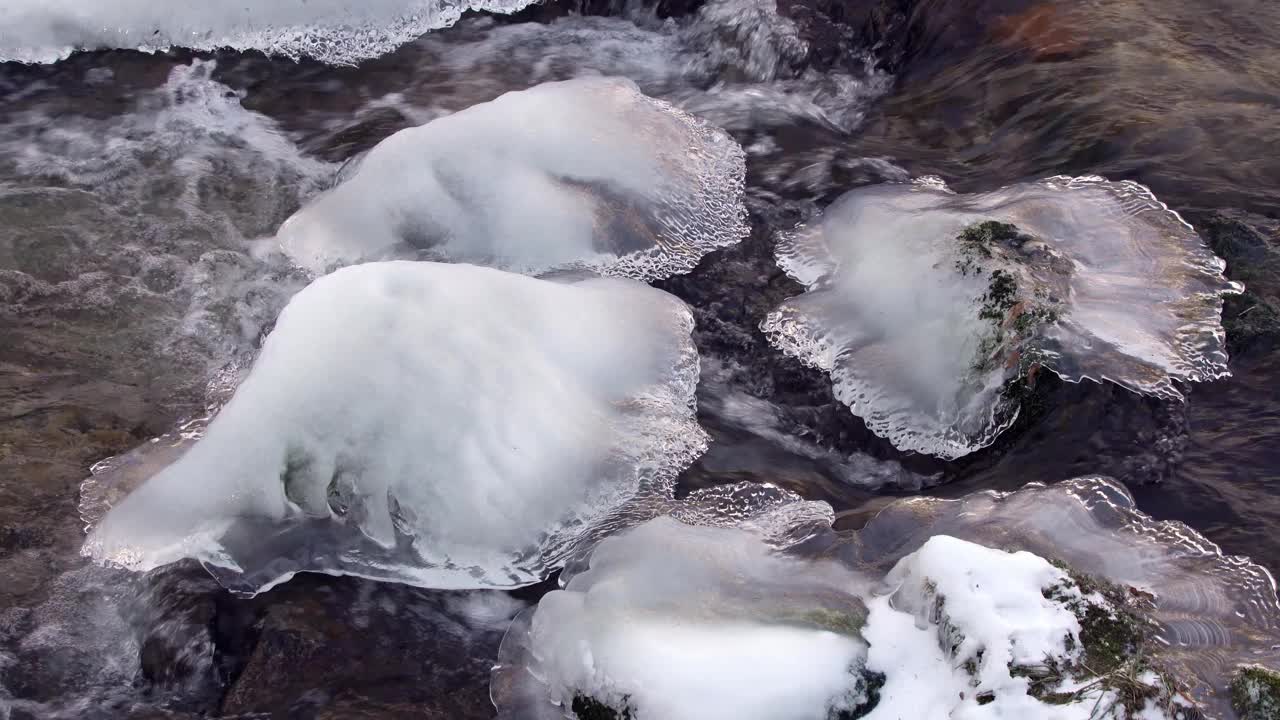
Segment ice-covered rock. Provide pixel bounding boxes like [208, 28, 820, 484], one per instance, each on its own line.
[1232, 665, 1280, 720]
[852, 476, 1280, 718]
[276, 77, 748, 280]
[493, 508, 1213, 719]
[862, 536, 1189, 720]
[82, 261, 707, 593]
[885, 536, 1083, 683]
[0, 0, 538, 64]
[762, 176, 1242, 458]
[492, 516, 874, 720]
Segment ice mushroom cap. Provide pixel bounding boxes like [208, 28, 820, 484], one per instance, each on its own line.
[82, 261, 707, 593]
[277, 76, 748, 281]
[763, 176, 1242, 459]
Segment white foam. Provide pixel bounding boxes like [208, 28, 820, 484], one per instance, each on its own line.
[0, 0, 537, 65]
[82, 261, 707, 592]
[1, 60, 327, 473]
[763, 176, 1241, 458]
[277, 76, 748, 280]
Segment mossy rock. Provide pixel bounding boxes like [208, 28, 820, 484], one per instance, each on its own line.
[958, 220, 1033, 253]
[1231, 665, 1280, 720]
[572, 694, 633, 720]
[793, 606, 869, 638]
[1194, 212, 1280, 354]
[1036, 562, 1200, 717]
[1221, 293, 1280, 354]
[1041, 563, 1149, 675]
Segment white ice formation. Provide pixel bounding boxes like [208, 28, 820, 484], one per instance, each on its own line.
[853, 476, 1280, 718]
[494, 515, 1197, 719]
[276, 77, 747, 280]
[0, 0, 538, 64]
[493, 517, 874, 720]
[82, 261, 707, 593]
[762, 176, 1242, 458]
[496, 476, 1280, 719]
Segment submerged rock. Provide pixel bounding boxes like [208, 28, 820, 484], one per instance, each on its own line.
[1231, 665, 1280, 720]
[1192, 211, 1280, 356]
[219, 576, 520, 719]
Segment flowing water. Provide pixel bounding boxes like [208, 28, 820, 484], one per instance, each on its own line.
[1, 0, 1278, 717]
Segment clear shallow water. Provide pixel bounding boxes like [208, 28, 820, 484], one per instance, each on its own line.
[1, 0, 1279, 717]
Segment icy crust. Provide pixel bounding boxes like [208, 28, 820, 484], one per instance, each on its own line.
[492, 517, 874, 720]
[0, 0, 537, 65]
[277, 77, 748, 280]
[82, 261, 709, 593]
[762, 176, 1241, 458]
[850, 476, 1280, 719]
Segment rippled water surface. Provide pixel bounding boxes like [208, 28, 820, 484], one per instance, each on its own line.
[1, 0, 1279, 717]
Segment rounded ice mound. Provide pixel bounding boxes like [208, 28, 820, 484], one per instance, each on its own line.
[492, 516, 874, 720]
[849, 476, 1280, 718]
[0, 0, 536, 65]
[762, 176, 1242, 458]
[82, 261, 708, 593]
[276, 77, 748, 280]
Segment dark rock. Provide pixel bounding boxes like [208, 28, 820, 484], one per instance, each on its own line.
[219, 576, 526, 719]
[1189, 211, 1280, 357]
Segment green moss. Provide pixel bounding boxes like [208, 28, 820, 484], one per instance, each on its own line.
[572, 694, 633, 720]
[959, 221, 1030, 251]
[955, 221, 1031, 275]
[1231, 665, 1280, 720]
[1013, 305, 1060, 333]
[1222, 293, 1280, 353]
[1043, 564, 1147, 676]
[979, 270, 1020, 321]
[1029, 563, 1211, 717]
[1195, 212, 1280, 354]
[795, 608, 868, 637]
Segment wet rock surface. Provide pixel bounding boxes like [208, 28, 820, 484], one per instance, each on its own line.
[218, 578, 525, 719]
